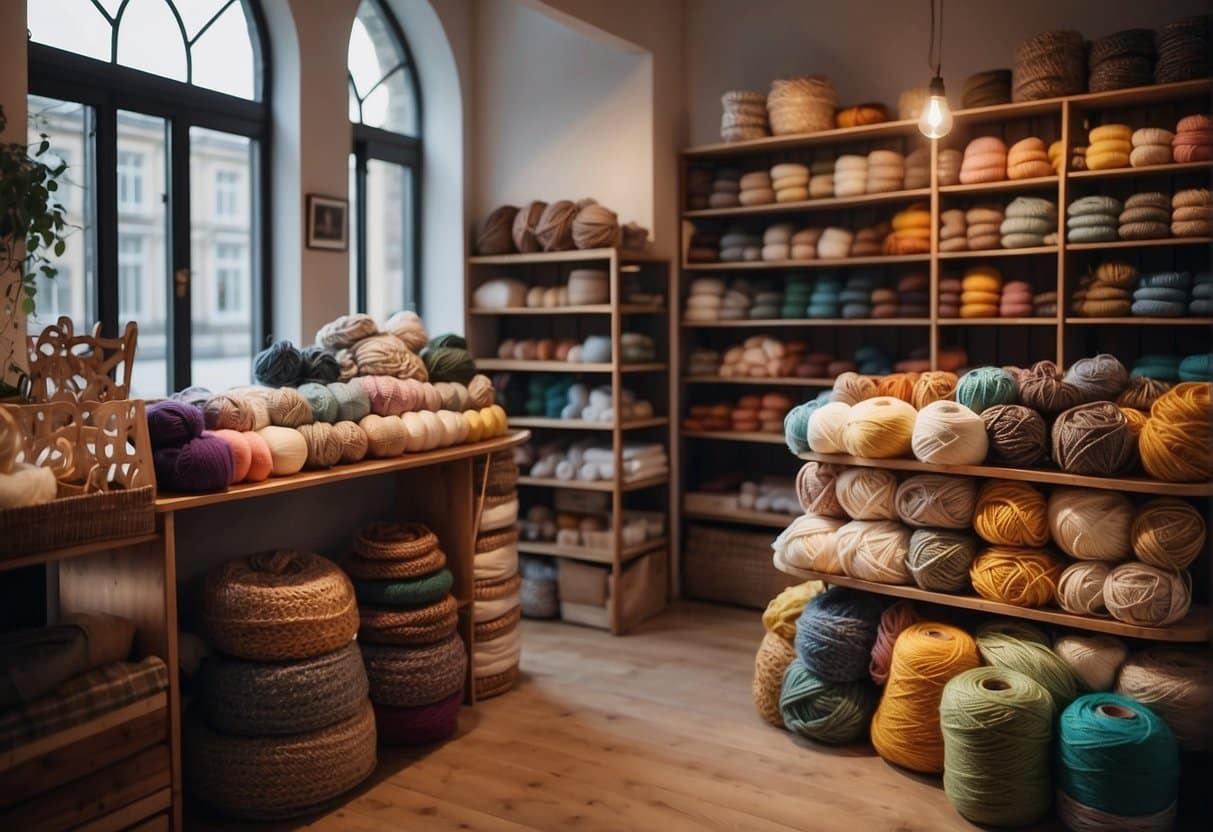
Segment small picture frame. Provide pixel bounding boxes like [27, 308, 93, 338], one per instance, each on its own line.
[306, 195, 348, 250]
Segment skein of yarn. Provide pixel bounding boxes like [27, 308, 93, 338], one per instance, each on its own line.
[894, 474, 976, 529]
[1047, 487, 1132, 561]
[572, 201, 622, 250]
[1064, 353, 1130, 403]
[383, 310, 430, 352]
[868, 600, 919, 685]
[973, 479, 1049, 546]
[772, 514, 844, 574]
[779, 658, 879, 744]
[1018, 360, 1082, 413]
[841, 397, 917, 458]
[911, 400, 989, 464]
[147, 400, 205, 447]
[155, 432, 234, 492]
[970, 546, 1063, 607]
[793, 587, 883, 682]
[807, 401, 851, 453]
[316, 314, 377, 350]
[300, 345, 340, 384]
[1057, 561, 1112, 616]
[834, 466, 897, 519]
[831, 372, 878, 405]
[1053, 401, 1136, 476]
[1131, 497, 1206, 570]
[1140, 382, 1213, 482]
[955, 367, 1017, 414]
[475, 205, 518, 255]
[907, 529, 976, 592]
[762, 582, 825, 641]
[753, 631, 797, 727]
[836, 520, 912, 584]
[253, 340, 304, 387]
[1102, 562, 1192, 627]
[256, 426, 308, 476]
[911, 371, 958, 409]
[795, 461, 847, 518]
[981, 404, 1047, 467]
[871, 622, 981, 773]
[1115, 646, 1212, 752]
[1055, 633, 1127, 692]
[975, 620, 1078, 710]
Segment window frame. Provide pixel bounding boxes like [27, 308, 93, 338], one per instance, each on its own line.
[27, 0, 273, 392]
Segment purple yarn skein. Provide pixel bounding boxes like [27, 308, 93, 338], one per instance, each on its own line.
[146, 400, 205, 448]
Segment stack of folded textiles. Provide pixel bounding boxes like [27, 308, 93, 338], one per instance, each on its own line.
[885, 205, 931, 254]
[939, 208, 967, 252]
[472, 452, 522, 699]
[762, 223, 796, 261]
[686, 167, 712, 210]
[739, 170, 774, 206]
[1006, 137, 1053, 180]
[791, 227, 821, 259]
[771, 163, 810, 203]
[808, 272, 842, 317]
[1172, 188, 1210, 237]
[936, 148, 962, 185]
[834, 154, 868, 197]
[1119, 192, 1171, 240]
[719, 226, 762, 262]
[1191, 272, 1213, 316]
[904, 148, 930, 189]
[841, 271, 877, 318]
[1067, 195, 1121, 243]
[809, 159, 834, 197]
[782, 276, 812, 317]
[938, 276, 962, 318]
[998, 280, 1034, 317]
[1034, 290, 1058, 317]
[866, 150, 905, 193]
[869, 284, 898, 319]
[961, 265, 1002, 318]
[686, 230, 719, 263]
[709, 169, 741, 209]
[1085, 124, 1132, 170]
[966, 203, 1004, 250]
[1071, 261, 1135, 317]
[851, 222, 889, 256]
[1133, 271, 1196, 317]
[749, 285, 784, 319]
[1130, 127, 1174, 167]
[687, 347, 720, 376]
[683, 393, 793, 433]
[1000, 196, 1057, 248]
[959, 136, 1007, 184]
[1172, 114, 1211, 163]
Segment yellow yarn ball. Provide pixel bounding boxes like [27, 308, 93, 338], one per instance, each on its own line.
[841, 396, 917, 458]
[973, 479, 1049, 547]
[762, 581, 827, 641]
[464, 409, 485, 442]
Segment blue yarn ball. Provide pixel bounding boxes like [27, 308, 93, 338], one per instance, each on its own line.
[297, 382, 339, 423]
[956, 366, 1018, 414]
[784, 400, 821, 454]
[793, 587, 883, 683]
[1179, 353, 1213, 382]
[253, 339, 304, 387]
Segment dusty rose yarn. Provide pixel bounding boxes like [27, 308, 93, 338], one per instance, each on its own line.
[536, 200, 577, 251]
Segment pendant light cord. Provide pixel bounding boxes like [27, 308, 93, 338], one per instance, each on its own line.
[927, 0, 944, 77]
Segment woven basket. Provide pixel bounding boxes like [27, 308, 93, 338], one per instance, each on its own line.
[362, 632, 467, 708]
[0, 485, 154, 559]
[374, 689, 462, 746]
[684, 524, 797, 609]
[476, 526, 519, 554]
[359, 595, 459, 645]
[197, 641, 368, 736]
[474, 605, 521, 642]
[343, 547, 446, 580]
[474, 664, 520, 700]
[353, 568, 453, 608]
[475, 453, 519, 496]
[185, 699, 377, 820]
[753, 631, 796, 727]
[474, 572, 522, 601]
[354, 521, 436, 560]
[201, 550, 359, 661]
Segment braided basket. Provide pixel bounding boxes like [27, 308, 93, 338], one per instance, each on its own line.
[474, 572, 522, 601]
[474, 665, 520, 700]
[374, 690, 462, 746]
[353, 569, 453, 608]
[362, 632, 467, 708]
[359, 595, 459, 645]
[185, 699, 377, 820]
[197, 640, 368, 736]
[354, 521, 437, 560]
[475, 452, 519, 496]
[474, 605, 521, 642]
[476, 526, 519, 554]
[753, 631, 796, 727]
[343, 547, 446, 580]
[201, 551, 359, 661]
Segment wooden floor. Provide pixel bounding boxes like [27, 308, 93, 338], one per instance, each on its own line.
[207, 601, 993, 832]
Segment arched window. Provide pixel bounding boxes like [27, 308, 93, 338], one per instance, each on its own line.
[27, 0, 271, 397]
[348, 0, 422, 320]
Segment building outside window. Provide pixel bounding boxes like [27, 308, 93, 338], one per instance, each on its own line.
[214, 168, 240, 219]
[116, 149, 143, 212]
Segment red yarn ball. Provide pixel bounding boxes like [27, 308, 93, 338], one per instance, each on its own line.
[372, 689, 462, 746]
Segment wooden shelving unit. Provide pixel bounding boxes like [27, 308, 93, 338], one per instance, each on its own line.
[466, 248, 676, 634]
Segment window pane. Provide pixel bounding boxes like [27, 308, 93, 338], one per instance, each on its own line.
[360, 67, 417, 134]
[172, 0, 228, 38]
[118, 110, 170, 398]
[191, 1, 257, 99]
[348, 0, 418, 135]
[116, 0, 188, 83]
[363, 159, 413, 321]
[26, 96, 97, 337]
[191, 127, 255, 390]
[28, 0, 112, 61]
[348, 154, 359, 311]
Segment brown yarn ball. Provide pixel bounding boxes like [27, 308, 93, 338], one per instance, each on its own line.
[796, 461, 847, 518]
[475, 205, 518, 255]
[512, 201, 547, 253]
[911, 371, 958, 409]
[875, 372, 918, 404]
[297, 422, 342, 469]
[536, 200, 577, 251]
[572, 200, 622, 250]
[753, 631, 797, 727]
[1117, 376, 1173, 411]
[832, 371, 878, 405]
[331, 420, 369, 464]
[1017, 360, 1083, 414]
[1063, 353, 1129, 403]
[982, 404, 1047, 467]
[1052, 401, 1136, 476]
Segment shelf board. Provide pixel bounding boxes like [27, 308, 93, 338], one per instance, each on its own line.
[1066, 317, 1213, 326]
[681, 317, 930, 328]
[1066, 237, 1211, 251]
[474, 359, 667, 373]
[773, 563, 1209, 643]
[467, 248, 667, 265]
[508, 416, 668, 431]
[469, 304, 664, 316]
[952, 98, 1063, 123]
[1068, 161, 1210, 180]
[156, 431, 531, 512]
[517, 472, 669, 493]
[1, 532, 162, 572]
[1066, 78, 1212, 110]
[682, 429, 785, 445]
[937, 317, 1058, 326]
[684, 375, 834, 387]
[937, 245, 1057, 259]
[683, 254, 930, 271]
[682, 119, 920, 158]
[515, 537, 667, 565]
[939, 176, 1059, 194]
[797, 451, 1213, 497]
[683, 493, 796, 529]
[683, 188, 931, 218]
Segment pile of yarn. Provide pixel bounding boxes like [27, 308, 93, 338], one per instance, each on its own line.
[1118, 192, 1171, 241]
[1006, 136, 1053, 180]
[739, 170, 774, 207]
[1000, 196, 1057, 248]
[939, 208, 966, 253]
[1115, 645, 1212, 752]
[1173, 113, 1211, 163]
[683, 392, 792, 434]
[718, 226, 762, 262]
[767, 76, 837, 136]
[959, 265, 1002, 319]
[1156, 15, 1210, 83]
[752, 581, 822, 726]
[1088, 28, 1155, 92]
[1140, 381, 1213, 482]
[345, 521, 466, 744]
[961, 69, 1011, 108]
[771, 163, 810, 203]
[936, 148, 962, 186]
[523, 439, 668, 484]
[1013, 29, 1085, 101]
[709, 168, 741, 209]
[720, 91, 769, 142]
[1131, 270, 1210, 317]
[1071, 261, 1136, 317]
[471, 450, 522, 699]
[964, 203, 1003, 251]
[148, 400, 237, 492]
[959, 136, 1007, 185]
[885, 204, 930, 254]
[1130, 126, 1174, 167]
[865, 150, 906, 195]
[1086, 123, 1132, 171]
[1172, 187, 1210, 237]
[475, 198, 638, 254]
[809, 159, 834, 197]
[1067, 195, 1121, 243]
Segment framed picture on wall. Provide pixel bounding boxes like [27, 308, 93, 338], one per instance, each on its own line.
[306, 195, 349, 251]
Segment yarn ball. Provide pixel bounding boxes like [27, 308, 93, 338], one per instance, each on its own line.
[476, 205, 518, 255]
[836, 519, 912, 584]
[955, 367, 1018, 414]
[1054, 634, 1127, 692]
[907, 529, 977, 592]
[875, 373, 917, 404]
[242, 430, 273, 482]
[536, 200, 577, 251]
[1047, 488, 1132, 561]
[352, 334, 424, 380]
[253, 339, 304, 387]
[360, 375, 410, 416]
[383, 310, 429, 352]
[1052, 402, 1136, 476]
[970, 546, 1064, 607]
[793, 587, 883, 682]
[795, 461, 846, 518]
[201, 393, 255, 432]
[982, 404, 1048, 467]
[297, 382, 339, 423]
[1140, 382, 1212, 482]
[331, 421, 369, 464]
[772, 514, 845, 574]
[1117, 376, 1172, 411]
[263, 387, 314, 428]
[868, 600, 921, 686]
[807, 401, 851, 453]
[299, 345, 340, 384]
[779, 659, 879, 744]
[1057, 561, 1112, 616]
[359, 414, 407, 458]
[831, 372, 878, 405]
[155, 432, 234, 492]
[256, 426, 309, 476]
[973, 479, 1049, 546]
[466, 374, 495, 409]
[1063, 353, 1129, 403]
[1018, 360, 1082, 413]
[1131, 498, 1206, 570]
[511, 201, 546, 252]
[783, 400, 819, 455]
[834, 466, 897, 520]
[912, 371, 959, 409]
[421, 341, 477, 384]
[146, 400, 204, 448]
[328, 381, 371, 423]
[315, 313, 377, 350]
[976, 620, 1078, 711]
[1115, 647, 1212, 752]
[753, 631, 797, 727]
[297, 422, 343, 469]
[894, 474, 977, 528]
[911, 400, 989, 464]
[212, 429, 252, 483]
[841, 396, 917, 458]
[571, 200, 622, 249]
[1102, 562, 1192, 627]
[171, 385, 211, 407]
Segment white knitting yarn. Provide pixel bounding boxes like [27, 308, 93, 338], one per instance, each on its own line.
[1054, 634, 1127, 692]
[836, 519, 912, 584]
[1048, 487, 1132, 561]
[834, 466, 898, 520]
[910, 400, 989, 464]
[772, 513, 845, 574]
[1057, 561, 1112, 616]
[807, 401, 851, 453]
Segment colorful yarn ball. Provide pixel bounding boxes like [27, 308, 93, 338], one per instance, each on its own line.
[1052, 402, 1136, 476]
[981, 404, 1047, 467]
[256, 425, 309, 476]
[1140, 382, 1212, 482]
[772, 514, 845, 574]
[831, 372, 878, 405]
[1117, 376, 1171, 411]
[907, 529, 976, 592]
[146, 400, 204, 448]
[955, 367, 1018, 414]
[1057, 561, 1112, 616]
[784, 400, 819, 455]
[359, 414, 407, 458]
[841, 396, 917, 458]
[1115, 647, 1212, 752]
[970, 546, 1064, 608]
[201, 393, 257, 433]
[973, 479, 1049, 547]
[252, 339, 304, 387]
[242, 430, 273, 482]
[297, 422, 343, 469]
[911, 400, 989, 464]
[297, 382, 339, 423]
[868, 600, 920, 685]
[263, 387, 314, 428]
[421, 335, 477, 384]
[911, 371, 959, 409]
[762, 582, 826, 641]
[211, 429, 252, 483]
[875, 372, 917, 404]
[894, 474, 976, 529]
[753, 631, 797, 727]
[466, 374, 495, 409]
[383, 310, 429, 352]
[359, 376, 409, 416]
[1131, 498, 1206, 570]
[170, 385, 211, 407]
[1047, 487, 1132, 561]
[779, 658, 879, 744]
[976, 620, 1078, 711]
[793, 587, 883, 682]
[1063, 353, 1129, 403]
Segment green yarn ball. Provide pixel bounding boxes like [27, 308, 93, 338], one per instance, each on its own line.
[779, 658, 878, 744]
[328, 381, 370, 423]
[421, 334, 476, 384]
[297, 382, 338, 423]
[956, 367, 1018, 414]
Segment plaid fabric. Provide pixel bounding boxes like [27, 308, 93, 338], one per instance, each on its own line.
[0, 656, 168, 752]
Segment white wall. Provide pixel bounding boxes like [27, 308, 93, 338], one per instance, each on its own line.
[685, 0, 1210, 145]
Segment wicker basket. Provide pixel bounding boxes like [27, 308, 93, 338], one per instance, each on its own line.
[361, 633, 467, 708]
[684, 524, 797, 609]
[474, 605, 521, 642]
[474, 665, 520, 700]
[359, 595, 459, 645]
[0, 485, 154, 558]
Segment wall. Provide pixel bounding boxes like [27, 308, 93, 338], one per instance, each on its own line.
[685, 0, 1209, 145]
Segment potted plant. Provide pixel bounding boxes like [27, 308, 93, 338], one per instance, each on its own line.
[0, 103, 69, 398]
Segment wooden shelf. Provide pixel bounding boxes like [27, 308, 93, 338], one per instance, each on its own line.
[952, 98, 1063, 123]
[682, 429, 785, 445]
[1066, 236, 1211, 251]
[682, 119, 920, 158]
[797, 451, 1213, 497]
[684, 375, 834, 387]
[1, 532, 162, 571]
[937, 246, 1057, 259]
[1066, 78, 1212, 110]
[469, 304, 664, 316]
[681, 317, 930, 328]
[683, 188, 931, 218]
[156, 431, 531, 512]
[939, 176, 1058, 194]
[1066, 317, 1213, 326]
[508, 416, 668, 431]
[467, 248, 667, 265]
[1068, 161, 1211, 180]
[683, 492, 795, 529]
[774, 563, 1210, 643]
[683, 254, 930, 271]
[474, 359, 667, 373]
[516, 537, 667, 565]
[517, 473, 669, 493]
[938, 317, 1058, 326]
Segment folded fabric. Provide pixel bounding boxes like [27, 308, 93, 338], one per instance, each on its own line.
[0, 613, 136, 710]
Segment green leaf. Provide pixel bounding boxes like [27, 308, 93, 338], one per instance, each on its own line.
[53, 239, 65, 256]
[21, 297, 34, 315]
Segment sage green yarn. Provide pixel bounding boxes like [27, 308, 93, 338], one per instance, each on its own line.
[352, 569, 453, 608]
[975, 620, 1078, 711]
[328, 381, 370, 423]
[955, 367, 1017, 414]
[297, 382, 338, 423]
[940, 666, 1055, 828]
[421, 334, 476, 384]
[779, 658, 878, 745]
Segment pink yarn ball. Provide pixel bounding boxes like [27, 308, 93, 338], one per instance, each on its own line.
[212, 429, 252, 483]
[359, 375, 407, 416]
[242, 430, 273, 482]
[419, 383, 443, 412]
[869, 600, 920, 685]
[397, 378, 425, 412]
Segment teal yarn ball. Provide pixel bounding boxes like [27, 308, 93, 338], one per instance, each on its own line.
[297, 382, 338, 423]
[779, 658, 878, 744]
[328, 381, 370, 423]
[1179, 353, 1213, 382]
[956, 367, 1018, 414]
[793, 587, 882, 683]
[784, 400, 822, 454]
[253, 339, 304, 387]
[1057, 693, 1179, 820]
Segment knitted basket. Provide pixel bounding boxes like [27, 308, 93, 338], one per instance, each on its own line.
[474, 605, 521, 642]
[480, 493, 519, 531]
[353, 569, 454, 608]
[474, 665, 520, 700]
[361, 633, 467, 708]
[359, 595, 459, 645]
[354, 521, 437, 560]
[373, 689, 462, 746]
[474, 572, 522, 601]
[753, 631, 796, 727]
[475, 453, 520, 496]
[197, 640, 369, 736]
[343, 547, 447, 580]
[184, 699, 377, 820]
[201, 550, 359, 661]
[476, 526, 519, 554]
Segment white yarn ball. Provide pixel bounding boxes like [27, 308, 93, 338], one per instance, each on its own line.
[910, 400, 989, 464]
[772, 514, 845, 574]
[894, 473, 977, 528]
[401, 411, 427, 452]
[1047, 487, 1132, 561]
[836, 519, 912, 584]
[257, 426, 308, 475]
[807, 401, 851, 453]
[834, 466, 898, 520]
[1054, 634, 1127, 692]
[1056, 561, 1112, 616]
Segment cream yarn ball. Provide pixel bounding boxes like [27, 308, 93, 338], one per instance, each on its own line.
[255, 426, 308, 476]
[894, 474, 977, 528]
[772, 514, 845, 574]
[1057, 561, 1112, 616]
[841, 397, 917, 458]
[1047, 487, 1132, 561]
[1054, 634, 1127, 691]
[836, 519, 912, 584]
[1103, 562, 1192, 627]
[834, 467, 898, 520]
[807, 401, 851, 453]
[910, 400, 989, 464]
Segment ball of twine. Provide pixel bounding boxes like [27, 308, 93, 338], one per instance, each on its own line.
[1064, 353, 1129, 403]
[511, 201, 547, 252]
[795, 461, 846, 517]
[1055, 634, 1127, 692]
[940, 667, 1055, 828]
[202, 393, 255, 432]
[1131, 498, 1206, 570]
[911, 400, 989, 465]
[912, 371, 958, 409]
[1115, 646, 1211, 752]
[908, 529, 977, 592]
[572, 200, 622, 250]
[1057, 561, 1112, 616]
[1053, 402, 1136, 476]
[256, 425, 308, 476]
[315, 313, 377, 350]
[297, 382, 339, 424]
[753, 631, 797, 727]
[263, 387, 314, 428]
[383, 310, 429, 352]
[973, 479, 1049, 546]
[1018, 360, 1083, 414]
[772, 514, 845, 574]
[793, 587, 883, 682]
[956, 367, 1018, 414]
[834, 466, 897, 520]
[297, 422, 342, 469]
[1047, 487, 1133, 561]
[476, 205, 518, 255]
[300, 345, 340, 384]
[1117, 376, 1172, 411]
[841, 396, 917, 459]
[894, 474, 976, 529]
[253, 340, 304, 387]
[779, 658, 879, 745]
[831, 372, 878, 405]
[875, 372, 917, 404]
[868, 600, 920, 686]
[535, 200, 577, 251]
[332, 420, 369, 464]
[1102, 562, 1191, 627]
[762, 581, 826, 641]
[871, 622, 982, 773]
[1140, 382, 1213, 482]
[807, 401, 851, 454]
[467, 374, 495, 409]
[976, 620, 1078, 710]
[981, 404, 1047, 467]
[970, 546, 1064, 607]
[836, 519, 912, 584]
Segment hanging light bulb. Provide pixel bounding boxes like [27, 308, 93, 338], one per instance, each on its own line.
[917, 0, 952, 138]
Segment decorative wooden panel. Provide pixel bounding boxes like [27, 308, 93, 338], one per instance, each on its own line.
[26, 317, 138, 404]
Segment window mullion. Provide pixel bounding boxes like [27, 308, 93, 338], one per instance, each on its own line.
[354, 144, 369, 313]
[168, 118, 192, 391]
[95, 100, 120, 339]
